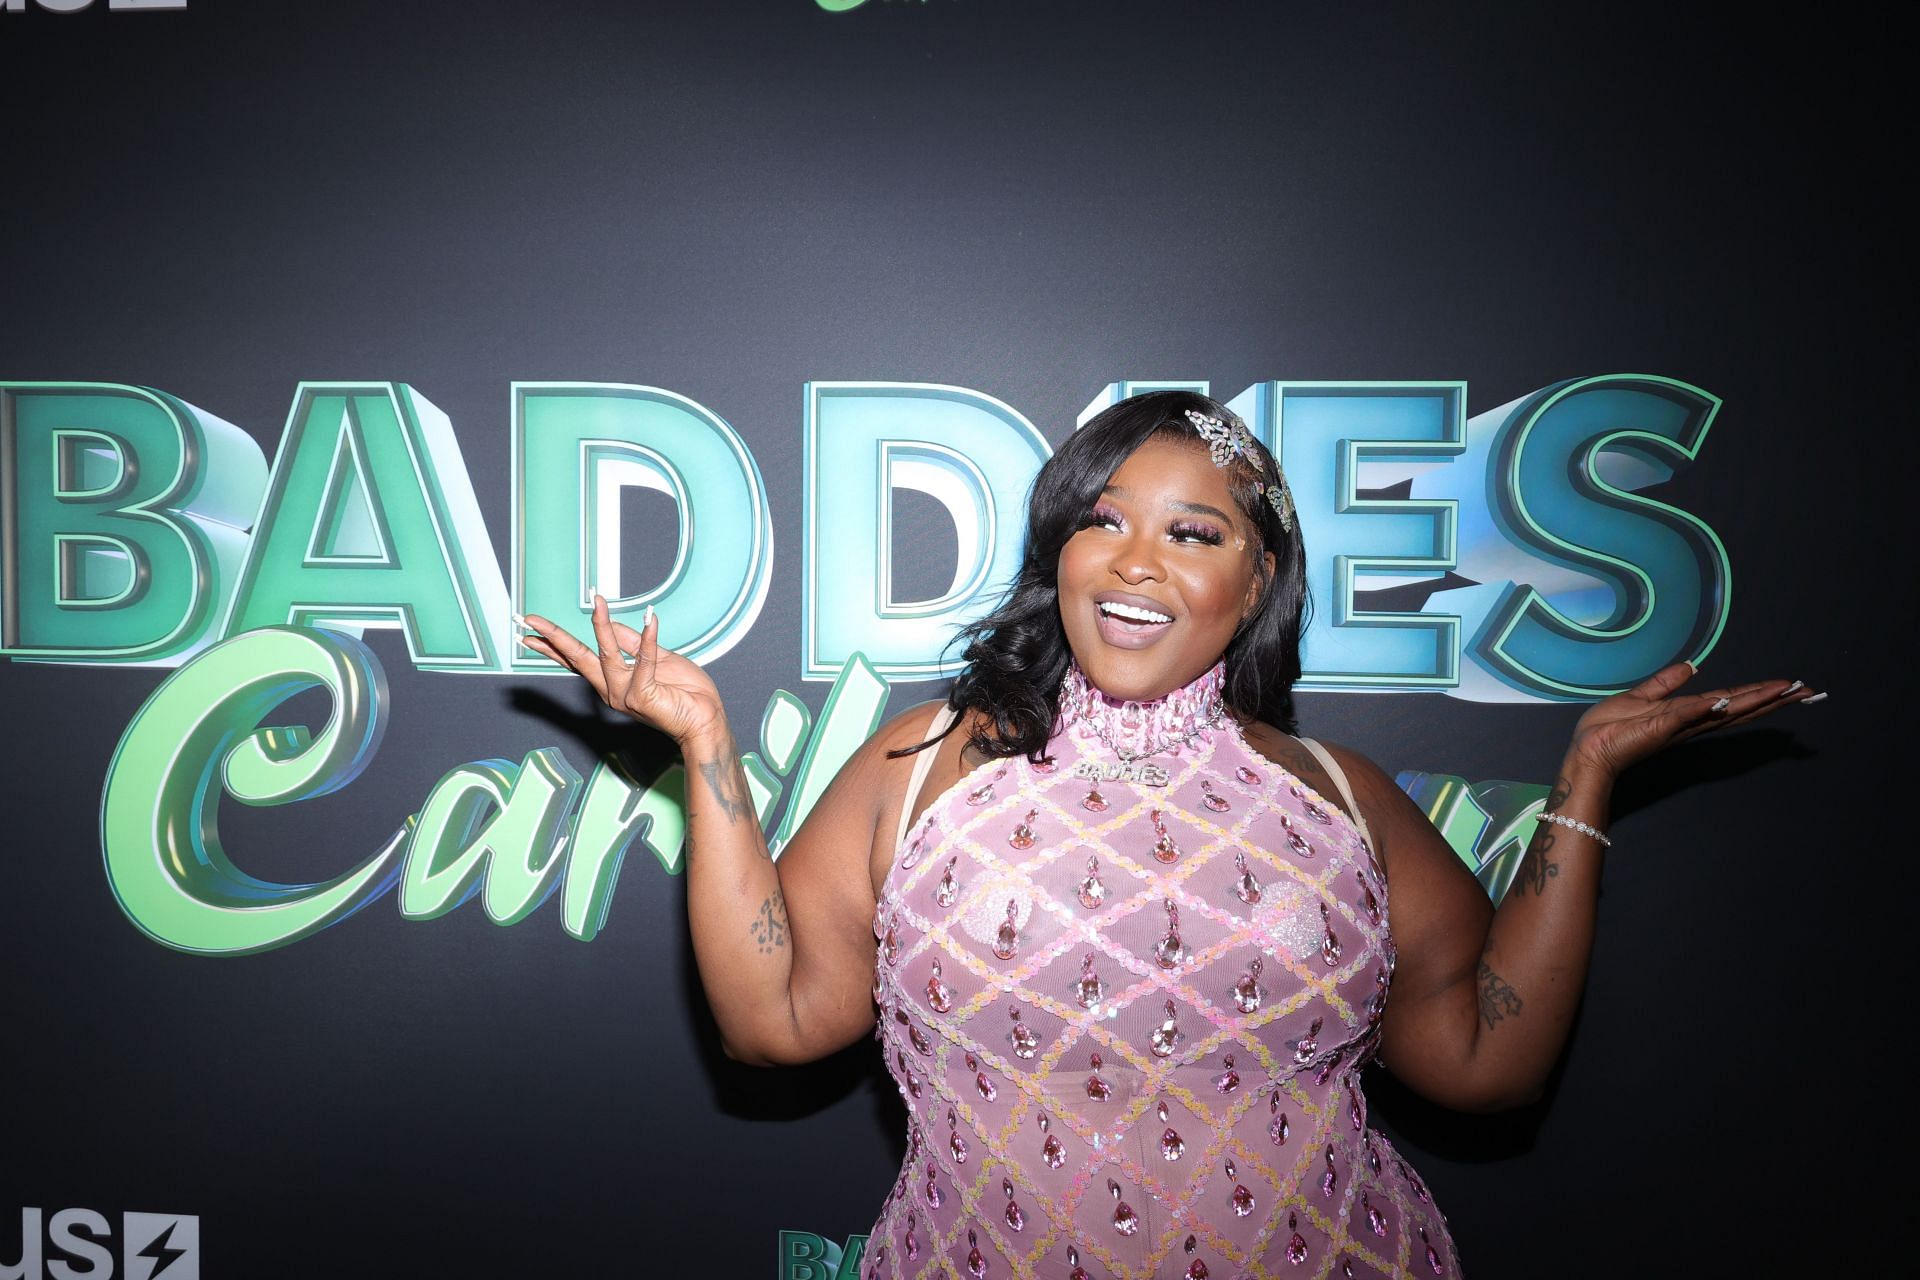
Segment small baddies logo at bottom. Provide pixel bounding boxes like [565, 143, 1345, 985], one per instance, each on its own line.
[4, 1209, 199, 1280]
[779, 1230, 869, 1280]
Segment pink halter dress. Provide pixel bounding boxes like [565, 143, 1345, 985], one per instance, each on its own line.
[865, 663, 1460, 1280]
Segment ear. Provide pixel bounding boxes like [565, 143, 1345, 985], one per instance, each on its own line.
[1241, 550, 1277, 622]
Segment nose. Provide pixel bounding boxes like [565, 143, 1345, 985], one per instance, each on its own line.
[1110, 525, 1164, 585]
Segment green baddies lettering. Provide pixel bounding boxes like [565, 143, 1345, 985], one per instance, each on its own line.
[511, 383, 772, 670]
[101, 626, 399, 955]
[226, 382, 511, 672]
[2, 382, 265, 665]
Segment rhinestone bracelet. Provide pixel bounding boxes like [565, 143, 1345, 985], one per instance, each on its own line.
[1536, 811, 1612, 847]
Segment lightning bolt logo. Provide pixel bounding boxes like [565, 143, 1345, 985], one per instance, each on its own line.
[124, 1213, 198, 1280]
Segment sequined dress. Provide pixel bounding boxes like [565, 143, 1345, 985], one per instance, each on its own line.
[865, 664, 1460, 1280]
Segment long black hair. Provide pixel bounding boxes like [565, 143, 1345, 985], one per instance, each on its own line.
[903, 389, 1310, 760]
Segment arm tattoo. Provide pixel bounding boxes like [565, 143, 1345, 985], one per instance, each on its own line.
[1476, 958, 1523, 1028]
[750, 889, 789, 954]
[695, 731, 753, 826]
[1515, 776, 1572, 897]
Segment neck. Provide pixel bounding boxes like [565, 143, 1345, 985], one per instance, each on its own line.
[1058, 661, 1228, 761]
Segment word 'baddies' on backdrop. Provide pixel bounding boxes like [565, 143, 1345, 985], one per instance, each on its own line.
[2, 376, 1728, 696]
[1, 376, 1728, 957]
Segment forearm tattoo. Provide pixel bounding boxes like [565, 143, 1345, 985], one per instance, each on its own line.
[1514, 775, 1572, 897]
[694, 731, 753, 826]
[750, 889, 789, 954]
[1477, 958, 1523, 1028]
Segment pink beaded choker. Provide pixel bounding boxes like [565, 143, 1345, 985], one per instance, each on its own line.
[1058, 661, 1228, 782]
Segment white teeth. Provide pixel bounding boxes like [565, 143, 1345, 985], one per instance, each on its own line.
[1100, 601, 1172, 625]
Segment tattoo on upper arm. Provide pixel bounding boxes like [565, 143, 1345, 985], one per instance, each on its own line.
[696, 732, 753, 826]
[1515, 775, 1572, 896]
[750, 889, 788, 954]
[1477, 958, 1522, 1028]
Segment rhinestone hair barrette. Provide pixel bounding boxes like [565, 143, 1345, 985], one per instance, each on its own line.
[1184, 408, 1296, 533]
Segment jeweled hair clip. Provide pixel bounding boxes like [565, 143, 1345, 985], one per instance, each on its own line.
[1184, 408, 1296, 533]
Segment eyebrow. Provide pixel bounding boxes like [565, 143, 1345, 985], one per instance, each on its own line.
[1102, 484, 1235, 525]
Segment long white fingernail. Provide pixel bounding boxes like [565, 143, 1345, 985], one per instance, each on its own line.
[622, 654, 637, 667]
[1800, 691, 1827, 704]
[644, 604, 654, 628]
[511, 612, 531, 631]
[1780, 679, 1803, 696]
[1710, 696, 1731, 712]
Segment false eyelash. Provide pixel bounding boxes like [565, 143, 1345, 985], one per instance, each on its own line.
[1078, 504, 1124, 531]
[1170, 521, 1225, 545]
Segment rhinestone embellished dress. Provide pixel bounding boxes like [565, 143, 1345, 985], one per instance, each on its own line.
[866, 664, 1460, 1280]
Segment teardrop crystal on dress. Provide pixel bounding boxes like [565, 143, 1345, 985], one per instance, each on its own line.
[1422, 1227, 1444, 1274]
[1110, 1180, 1139, 1236]
[1365, 1193, 1388, 1237]
[1086, 1052, 1112, 1100]
[1184, 1234, 1210, 1278]
[924, 1164, 944, 1208]
[1042, 1131, 1066, 1169]
[1349, 1082, 1364, 1131]
[1214, 1053, 1240, 1094]
[1357, 870, 1382, 924]
[904, 1212, 921, 1260]
[1009, 810, 1038, 849]
[1236, 764, 1262, 786]
[966, 771, 1002, 806]
[901, 816, 932, 869]
[1365, 1136, 1382, 1175]
[1269, 1104, 1291, 1145]
[1233, 850, 1262, 904]
[966, 1228, 988, 1278]
[1294, 1015, 1323, 1063]
[1320, 903, 1343, 967]
[1074, 953, 1105, 1009]
[883, 917, 901, 966]
[1083, 786, 1109, 813]
[909, 1021, 932, 1056]
[1003, 1179, 1025, 1231]
[935, 856, 960, 907]
[904, 1069, 921, 1099]
[1321, 1149, 1338, 1197]
[1288, 829, 1314, 858]
[1008, 1008, 1039, 1059]
[1034, 755, 1057, 774]
[1158, 1102, 1185, 1160]
[1153, 899, 1186, 969]
[1201, 780, 1231, 812]
[925, 958, 954, 1013]
[1078, 855, 1108, 909]
[1233, 958, 1264, 1013]
[1149, 1000, 1182, 1057]
[993, 899, 1020, 959]
[949, 1127, 969, 1162]
[1067, 1245, 1089, 1280]
[1286, 1213, 1308, 1265]
[967, 1052, 998, 1101]
[1305, 801, 1332, 824]
[1231, 1171, 1256, 1217]
[1151, 808, 1180, 863]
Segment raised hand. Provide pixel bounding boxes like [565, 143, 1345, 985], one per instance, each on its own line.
[1565, 661, 1821, 781]
[516, 593, 727, 747]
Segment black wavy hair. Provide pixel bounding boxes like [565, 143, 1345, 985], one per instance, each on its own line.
[904, 389, 1310, 760]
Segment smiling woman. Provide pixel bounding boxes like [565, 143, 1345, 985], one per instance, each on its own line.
[520, 390, 1815, 1279]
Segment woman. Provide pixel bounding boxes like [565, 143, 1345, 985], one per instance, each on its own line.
[520, 391, 1814, 1278]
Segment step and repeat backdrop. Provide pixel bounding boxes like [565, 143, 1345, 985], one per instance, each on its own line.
[1, 2, 1898, 1278]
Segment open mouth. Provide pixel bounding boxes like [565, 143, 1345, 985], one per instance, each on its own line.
[1099, 600, 1172, 626]
[1094, 597, 1175, 648]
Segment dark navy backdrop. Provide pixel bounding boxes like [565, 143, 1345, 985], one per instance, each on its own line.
[0, 2, 1901, 1277]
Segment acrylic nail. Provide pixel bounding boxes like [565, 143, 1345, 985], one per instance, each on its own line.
[1799, 691, 1827, 704]
[644, 604, 655, 629]
[1778, 679, 1803, 697]
[511, 612, 532, 631]
[1710, 696, 1731, 712]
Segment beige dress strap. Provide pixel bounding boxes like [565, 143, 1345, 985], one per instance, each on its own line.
[894, 704, 961, 850]
[1295, 736, 1374, 850]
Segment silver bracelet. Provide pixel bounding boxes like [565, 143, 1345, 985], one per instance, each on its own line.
[1536, 811, 1612, 847]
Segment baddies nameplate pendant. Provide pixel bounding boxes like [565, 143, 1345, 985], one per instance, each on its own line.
[1072, 759, 1170, 787]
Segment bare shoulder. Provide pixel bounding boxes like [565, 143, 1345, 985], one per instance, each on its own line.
[1238, 723, 1408, 837]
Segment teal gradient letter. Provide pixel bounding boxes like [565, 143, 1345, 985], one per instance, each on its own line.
[2, 382, 265, 665]
[100, 626, 401, 955]
[225, 383, 510, 671]
[804, 382, 1051, 680]
[512, 383, 772, 668]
